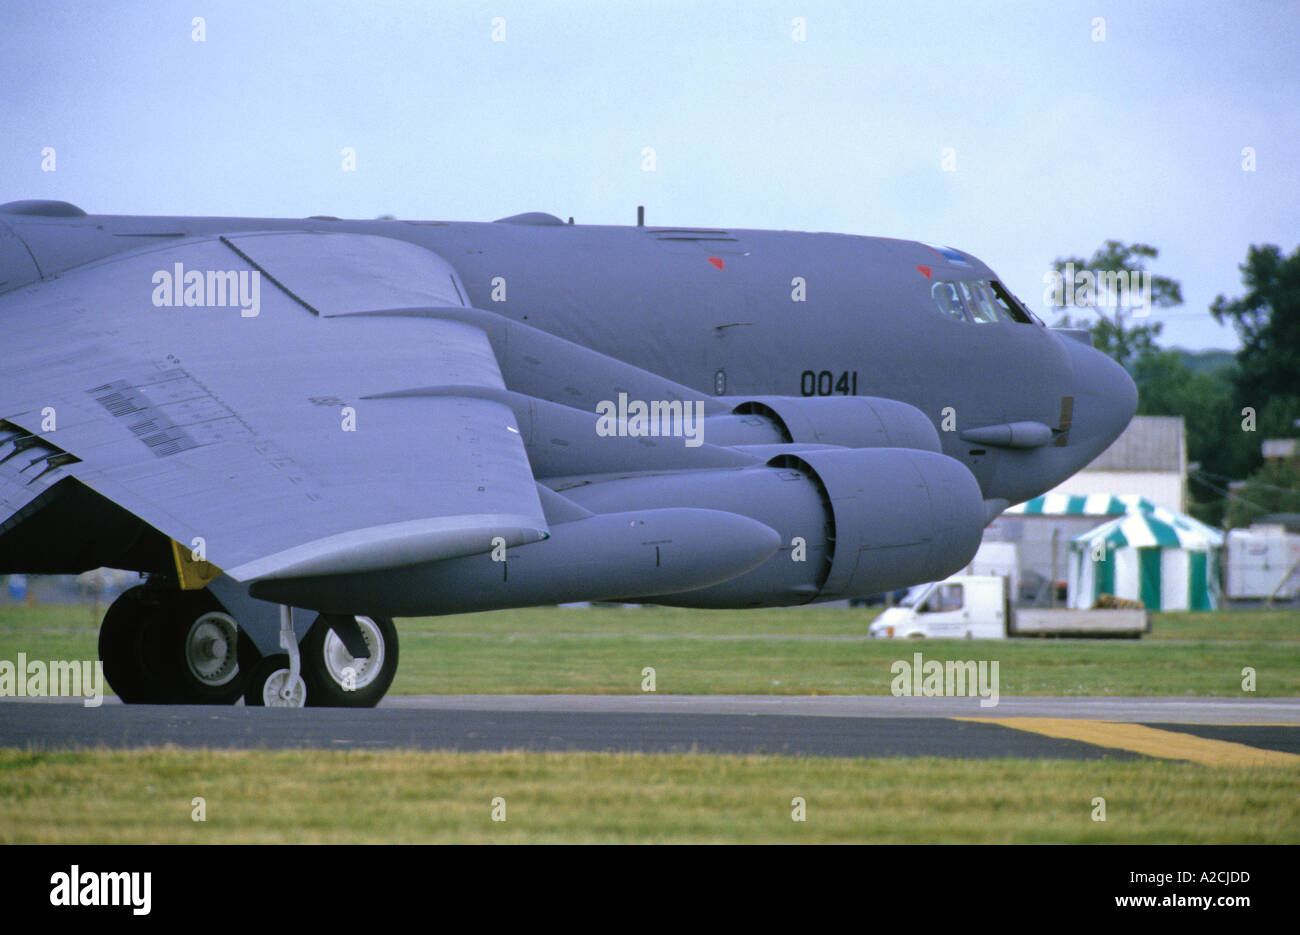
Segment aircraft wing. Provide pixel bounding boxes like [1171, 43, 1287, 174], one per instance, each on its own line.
[0, 231, 548, 583]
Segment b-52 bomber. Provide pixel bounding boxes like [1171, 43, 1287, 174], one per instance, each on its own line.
[0, 200, 1136, 706]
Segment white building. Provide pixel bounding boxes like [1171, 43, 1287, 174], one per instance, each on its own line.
[1043, 415, 1186, 513]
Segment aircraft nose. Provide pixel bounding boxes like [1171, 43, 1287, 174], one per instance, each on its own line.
[982, 334, 1138, 506]
[1061, 336, 1138, 457]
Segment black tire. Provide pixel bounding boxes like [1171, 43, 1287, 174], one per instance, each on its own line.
[300, 614, 398, 707]
[243, 653, 306, 707]
[99, 585, 167, 703]
[100, 587, 253, 704]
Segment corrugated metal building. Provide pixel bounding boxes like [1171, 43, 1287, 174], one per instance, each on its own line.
[1042, 415, 1187, 513]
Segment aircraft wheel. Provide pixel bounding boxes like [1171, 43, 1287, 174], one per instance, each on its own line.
[244, 654, 307, 707]
[300, 614, 398, 707]
[99, 585, 167, 703]
[155, 591, 253, 704]
[176, 605, 252, 703]
[101, 588, 253, 704]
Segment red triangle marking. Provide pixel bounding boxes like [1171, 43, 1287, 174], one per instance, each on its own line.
[916, 264, 932, 279]
[708, 257, 725, 270]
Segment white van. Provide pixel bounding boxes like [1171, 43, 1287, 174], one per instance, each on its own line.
[868, 575, 1148, 639]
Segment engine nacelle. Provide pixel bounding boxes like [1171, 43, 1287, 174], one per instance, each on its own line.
[778, 447, 984, 601]
[559, 446, 984, 607]
[705, 395, 940, 453]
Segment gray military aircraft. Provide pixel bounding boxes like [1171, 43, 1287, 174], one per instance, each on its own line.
[0, 199, 1136, 706]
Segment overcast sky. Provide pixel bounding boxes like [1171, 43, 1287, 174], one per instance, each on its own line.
[3, 0, 1297, 350]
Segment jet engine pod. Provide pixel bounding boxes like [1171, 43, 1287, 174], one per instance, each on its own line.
[705, 396, 941, 453]
[777, 447, 985, 602]
[560, 446, 985, 608]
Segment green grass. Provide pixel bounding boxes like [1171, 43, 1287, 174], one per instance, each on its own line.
[2, 602, 1297, 696]
[388, 630, 1300, 695]
[1146, 609, 1300, 643]
[3, 604, 1296, 844]
[379, 604, 1300, 696]
[1, 748, 1295, 844]
[0, 603, 103, 667]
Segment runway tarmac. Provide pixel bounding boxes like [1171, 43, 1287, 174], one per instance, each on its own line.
[3, 695, 1298, 763]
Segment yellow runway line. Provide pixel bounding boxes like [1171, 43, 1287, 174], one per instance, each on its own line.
[958, 717, 1300, 766]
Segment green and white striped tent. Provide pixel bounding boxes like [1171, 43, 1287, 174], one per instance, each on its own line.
[1006, 493, 1155, 517]
[1067, 507, 1224, 611]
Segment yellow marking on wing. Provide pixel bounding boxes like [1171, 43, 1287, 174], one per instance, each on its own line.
[170, 539, 222, 590]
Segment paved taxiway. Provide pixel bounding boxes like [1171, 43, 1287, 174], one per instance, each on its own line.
[3, 695, 1297, 763]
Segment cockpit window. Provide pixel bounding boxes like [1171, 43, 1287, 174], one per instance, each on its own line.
[958, 280, 1000, 323]
[930, 277, 1036, 324]
[931, 281, 968, 322]
[988, 280, 1035, 323]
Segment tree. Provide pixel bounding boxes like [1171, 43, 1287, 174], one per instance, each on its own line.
[1211, 243, 1300, 527]
[1225, 457, 1300, 529]
[1131, 350, 1252, 525]
[1049, 241, 1182, 368]
[1211, 243, 1300, 410]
